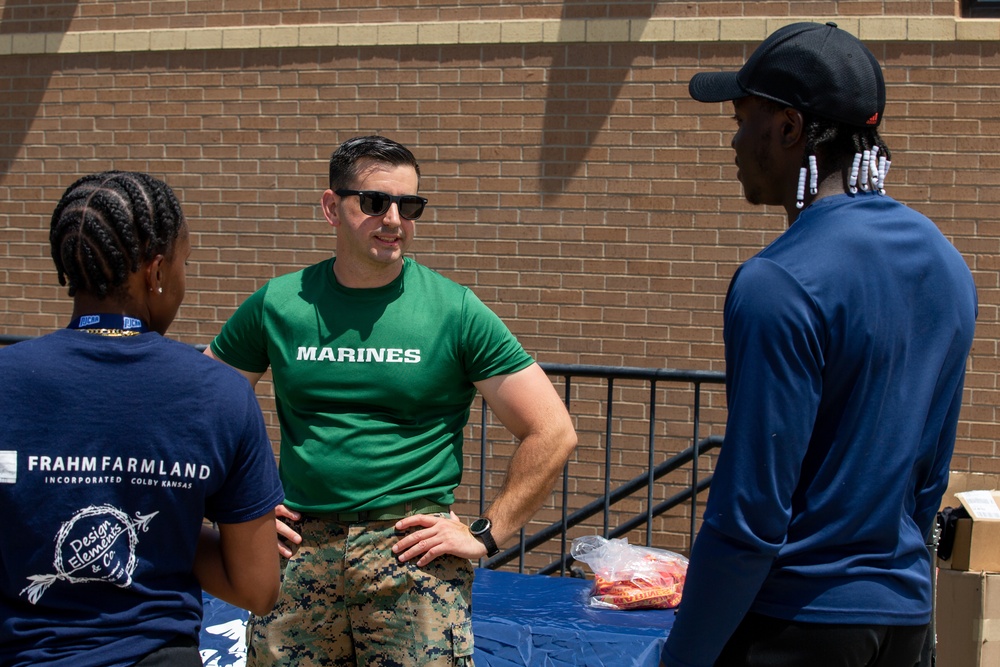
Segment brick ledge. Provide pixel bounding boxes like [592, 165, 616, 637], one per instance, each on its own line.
[1, 16, 997, 56]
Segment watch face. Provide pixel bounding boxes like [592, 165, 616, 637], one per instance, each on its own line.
[470, 518, 491, 535]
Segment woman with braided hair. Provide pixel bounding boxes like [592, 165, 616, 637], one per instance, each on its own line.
[48, 170, 189, 332]
[0, 171, 284, 666]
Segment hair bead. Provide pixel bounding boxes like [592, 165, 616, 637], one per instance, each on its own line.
[808, 155, 819, 195]
[849, 152, 863, 194]
[796, 166, 807, 209]
[858, 150, 871, 190]
[868, 146, 880, 191]
[878, 158, 890, 194]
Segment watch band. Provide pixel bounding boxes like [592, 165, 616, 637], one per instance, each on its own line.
[470, 517, 500, 557]
[477, 528, 499, 557]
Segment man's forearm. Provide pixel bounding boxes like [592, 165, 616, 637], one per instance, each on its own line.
[484, 427, 576, 544]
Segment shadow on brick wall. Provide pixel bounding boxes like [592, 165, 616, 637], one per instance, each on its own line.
[540, 1, 657, 194]
[0, 0, 80, 176]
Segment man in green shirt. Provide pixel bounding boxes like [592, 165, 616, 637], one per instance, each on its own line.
[206, 135, 578, 666]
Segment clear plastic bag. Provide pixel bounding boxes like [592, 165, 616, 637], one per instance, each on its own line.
[570, 535, 688, 610]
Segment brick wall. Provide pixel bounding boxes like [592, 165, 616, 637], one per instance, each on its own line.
[2, 1, 998, 555]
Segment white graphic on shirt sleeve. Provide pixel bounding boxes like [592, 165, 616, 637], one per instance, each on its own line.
[20, 504, 158, 604]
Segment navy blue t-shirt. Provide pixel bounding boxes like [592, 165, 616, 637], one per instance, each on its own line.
[0, 329, 284, 667]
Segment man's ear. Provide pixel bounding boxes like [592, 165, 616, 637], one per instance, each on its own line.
[780, 107, 805, 148]
[321, 189, 340, 228]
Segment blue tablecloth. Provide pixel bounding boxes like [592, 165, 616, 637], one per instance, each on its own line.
[472, 568, 672, 666]
[199, 568, 673, 666]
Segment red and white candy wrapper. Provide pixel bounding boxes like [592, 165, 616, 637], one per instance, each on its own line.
[570, 535, 688, 610]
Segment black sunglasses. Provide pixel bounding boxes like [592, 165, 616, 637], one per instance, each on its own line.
[335, 189, 428, 220]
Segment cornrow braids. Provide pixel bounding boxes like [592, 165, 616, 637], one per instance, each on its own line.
[798, 115, 892, 208]
[49, 171, 184, 298]
[328, 135, 421, 191]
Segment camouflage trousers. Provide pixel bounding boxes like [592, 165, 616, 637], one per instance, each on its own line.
[246, 514, 475, 667]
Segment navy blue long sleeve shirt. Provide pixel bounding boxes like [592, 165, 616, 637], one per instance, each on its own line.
[662, 192, 977, 667]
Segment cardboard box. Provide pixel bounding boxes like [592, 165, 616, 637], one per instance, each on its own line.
[940, 472, 1000, 511]
[935, 569, 1000, 667]
[938, 474, 1000, 572]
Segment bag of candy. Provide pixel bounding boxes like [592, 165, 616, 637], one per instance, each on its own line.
[570, 535, 688, 610]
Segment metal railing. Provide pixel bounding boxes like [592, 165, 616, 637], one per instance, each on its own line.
[477, 363, 726, 575]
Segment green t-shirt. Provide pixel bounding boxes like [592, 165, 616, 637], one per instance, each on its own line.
[210, 257, 534, 513]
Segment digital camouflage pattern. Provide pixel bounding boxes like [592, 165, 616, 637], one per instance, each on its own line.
[247, 515, 475, 667]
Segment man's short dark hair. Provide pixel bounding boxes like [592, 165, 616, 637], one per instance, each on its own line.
[328, 135, 421, 190]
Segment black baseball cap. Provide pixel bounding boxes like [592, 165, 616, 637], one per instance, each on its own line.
[688, 22, 885, 128]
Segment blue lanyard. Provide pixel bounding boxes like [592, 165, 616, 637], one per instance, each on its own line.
[67, 314, 150, 333]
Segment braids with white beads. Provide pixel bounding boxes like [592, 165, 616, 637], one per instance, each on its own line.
[797, 115, 892, 209]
